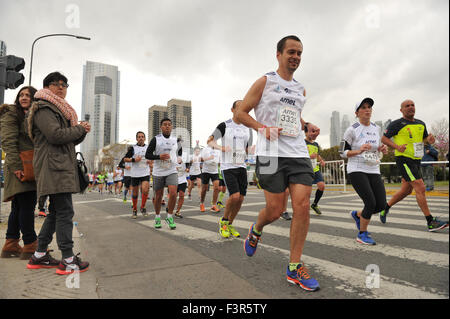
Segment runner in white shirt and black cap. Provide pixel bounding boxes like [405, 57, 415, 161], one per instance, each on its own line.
[340, 98, 388, 245]
[236, 35, 320, 292]
[145, 118, 182, 230]
[208, 100, 253, 239]
[124, 131, 151, 219]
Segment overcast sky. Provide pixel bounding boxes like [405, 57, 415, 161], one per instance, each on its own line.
[1, 0, 448, 149]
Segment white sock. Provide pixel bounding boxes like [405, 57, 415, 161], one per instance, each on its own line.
[167, 213, 173, 219]
[155, 214, 161, 219]
[64, 256, 74, 263]
[34, 251, 46, 258]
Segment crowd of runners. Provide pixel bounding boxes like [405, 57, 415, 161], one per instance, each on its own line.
[1, 35, 448, 292]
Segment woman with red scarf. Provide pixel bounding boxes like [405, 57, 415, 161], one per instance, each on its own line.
[26, 72, 91, 275]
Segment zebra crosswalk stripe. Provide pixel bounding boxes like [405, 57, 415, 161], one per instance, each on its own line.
[132, 214, 448, 299]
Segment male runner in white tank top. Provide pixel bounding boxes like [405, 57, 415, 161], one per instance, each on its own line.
[236, 35, 319, 292]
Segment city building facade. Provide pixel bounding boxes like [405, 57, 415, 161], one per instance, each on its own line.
[80, 61, 120, 170]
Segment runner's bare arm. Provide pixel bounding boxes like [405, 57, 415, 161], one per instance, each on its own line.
[235, 76, 266, 131]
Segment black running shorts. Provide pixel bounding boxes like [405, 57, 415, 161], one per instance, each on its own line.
[256, 156, 314, 193]
[395, 156, 423, 182]
[222, 167, 248, 196]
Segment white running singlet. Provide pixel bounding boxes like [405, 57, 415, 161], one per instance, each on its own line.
[130, 144, 150, 178]
[254, 71, 309, 158]
[152, 134, 179, 177]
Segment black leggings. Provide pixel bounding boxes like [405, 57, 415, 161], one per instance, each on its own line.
[349, 172, 386, 219]
[6, 191, 37, 244]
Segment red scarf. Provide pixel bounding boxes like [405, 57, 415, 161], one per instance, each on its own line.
[34, 88, 78, 126]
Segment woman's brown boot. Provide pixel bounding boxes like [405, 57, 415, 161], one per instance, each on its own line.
[1, 239, 23, 258]
[19, 240, 38, 260]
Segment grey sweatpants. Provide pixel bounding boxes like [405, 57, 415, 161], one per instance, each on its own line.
[37, 193, 75, 259]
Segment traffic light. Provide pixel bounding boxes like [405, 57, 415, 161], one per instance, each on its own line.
[0, 55, 25, 89]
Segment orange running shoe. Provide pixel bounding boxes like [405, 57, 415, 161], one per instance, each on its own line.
[211, 205, 220, 213]
[200, 203, 205, 212]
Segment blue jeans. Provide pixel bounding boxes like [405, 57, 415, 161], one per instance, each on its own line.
[421, 165, 434, 189]
[6, 191, 37, 245]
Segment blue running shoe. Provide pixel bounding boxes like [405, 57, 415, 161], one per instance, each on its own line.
[286, 264, 320, 292]
[380, 205, 390, 224]
[356, 231, 376, 245]
[350, 211, 360, 231]
[428, 217, 449, 232]
[244, 223, 260, 257]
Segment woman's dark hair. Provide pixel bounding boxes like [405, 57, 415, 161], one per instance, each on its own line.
[14, 86, 37, 121]
[43, 72, 68, 87]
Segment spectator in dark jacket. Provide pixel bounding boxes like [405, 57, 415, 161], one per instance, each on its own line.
[0, 86, 38, 259]
[26, 72, 91, 275]
[421, 143, 439, 191]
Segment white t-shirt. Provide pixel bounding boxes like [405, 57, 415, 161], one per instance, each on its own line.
[177, 162, 188, 185]
[106, 172, 114, 183]
[123, 162, 132, 177]
[342, 121, 382, 174]
[254, 71, 309, 158]
[211, 118, 252, 171]
[201, 147, 220, 174]
[190, 154, 202, 176]
[114, 168, 123, 181]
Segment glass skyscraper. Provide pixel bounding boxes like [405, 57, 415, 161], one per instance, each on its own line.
[80, 61, 120, 170]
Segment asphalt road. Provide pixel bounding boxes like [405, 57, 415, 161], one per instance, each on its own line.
[70, 186, 449, 299]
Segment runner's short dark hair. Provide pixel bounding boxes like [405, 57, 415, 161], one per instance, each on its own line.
[160, 118, 172, 126]
[136, 131, 145, 138]
[277, 35, 302, 53]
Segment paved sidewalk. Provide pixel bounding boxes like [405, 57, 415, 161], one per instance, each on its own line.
[0, 212, 98, 299]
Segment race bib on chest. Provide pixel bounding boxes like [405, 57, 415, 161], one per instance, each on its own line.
[310, 158, 317, 168]
[277, 105, 300, 137]
[177, 166, 185, 177]
[413, 142, 424, 158]
[232, 150, 246, 165]
[161, 159, 171, 169]
[362, 151, 380, 166]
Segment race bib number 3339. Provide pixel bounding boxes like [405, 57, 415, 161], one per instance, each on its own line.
[277, 106, 300, 137]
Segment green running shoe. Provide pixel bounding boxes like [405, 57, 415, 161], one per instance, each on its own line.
[165, 216, 176, 230]
[219, 218, 230, 238]
[154, 216, 162, 229]
[311, 204, 322, 215]
[228, 224, 240, 238]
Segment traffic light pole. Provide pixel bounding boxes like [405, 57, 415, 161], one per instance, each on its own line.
[0, 62, 4, 212]
[0, 62, 6, 105]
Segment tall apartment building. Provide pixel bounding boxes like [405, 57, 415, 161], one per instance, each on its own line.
[168, 99, 192, 149]
[330, 111, 341, 147]
[80, 61, 120, 170]
[148, 99, 192, 149]
[341, 114, 350, 139]
[0, 40, 6, 56]
[148, 105, 168, 141]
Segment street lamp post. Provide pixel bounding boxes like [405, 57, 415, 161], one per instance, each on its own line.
[29, 33, 91, 86]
